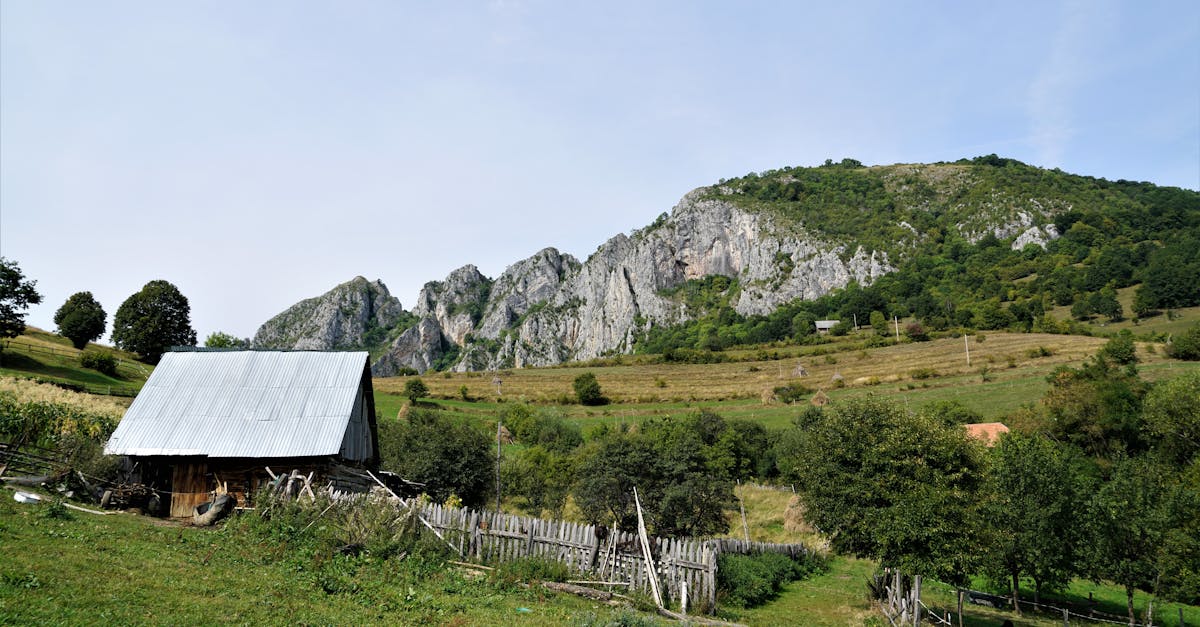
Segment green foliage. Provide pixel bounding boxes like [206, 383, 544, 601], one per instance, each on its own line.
[1142, 371, 1200, 466]
[489, 557, 570, 587]
[1039, 359, 1149, 459]
[0, 257, 42, 341]
[79, 351, 117, 376]
[717, 551, 825, 608]
[111, 280, 196, 364]
[403, 377, 430, 403]
[778, 396, 982, 584]
[377, 410, 492, 507]
[772, 381, 811, 404]
[1100, 330, 1138, 365]
[573, 372, 606, 406]
[573, 411, 757, 536]
[41, 498, 73, 521]
[53, 292, 106, 349]
[500, 404, 582, 453]
[631, 160, 1200, 356]
[1166, 322, 1200, 360]
[981, 433, 1085, 606]
[203, 331, 249, 348]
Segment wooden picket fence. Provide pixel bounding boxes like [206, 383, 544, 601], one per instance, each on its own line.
[410, 499, 812, 614]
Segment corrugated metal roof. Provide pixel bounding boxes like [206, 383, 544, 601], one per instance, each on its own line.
[104, 350, 370, 458]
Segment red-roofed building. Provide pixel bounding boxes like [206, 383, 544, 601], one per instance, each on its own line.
[964, 422, 1010, 447]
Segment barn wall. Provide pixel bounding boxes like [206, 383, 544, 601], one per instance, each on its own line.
[170, 461, 209, 518]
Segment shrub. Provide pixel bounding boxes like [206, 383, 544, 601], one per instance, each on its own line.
[79, 351, 117, 376]
[490, 557, 571, 588]
[573, 372, 606, 406]
[1165, 322, 1200, 361]
[904, 322, 930, 342]
[773, 382, 812, 404]
[717, 551, 824, 608]
[1101, 330, 1139, 365]
[909, 368, 939, 380]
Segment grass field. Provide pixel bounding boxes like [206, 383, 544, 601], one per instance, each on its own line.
[0, 493, 661, 626]
[0, 327, 150, 398]
[374, 332, 1200, 432]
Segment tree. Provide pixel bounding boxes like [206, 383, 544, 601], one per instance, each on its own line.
[0, 258, 42, 341]
[1165, 322, 1200, 360]
[573, 372, 606, 405]
[779, 397, 983, 584]
[403, 378, 429, 403]
[1088, 457, 1172, 627]
[111, 280, 196, 363]
[981, 433, 1084, 612]
[1143, 371, 1200, 466]
[203, 331, 248, 349]
[377, 410, 491, 507]
[1101, 329, 1138, 365]
[54, 292, 107, 349]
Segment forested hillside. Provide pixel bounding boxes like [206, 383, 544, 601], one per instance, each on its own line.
[637, 156, 1199, 354]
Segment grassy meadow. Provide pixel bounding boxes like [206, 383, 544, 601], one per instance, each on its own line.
[374, 331, 1200, 431]
[4, 322, 1200, 625]
[0, 326, 149, 398]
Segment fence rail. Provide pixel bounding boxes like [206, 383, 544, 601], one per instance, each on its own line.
[408, 499, 812, 614]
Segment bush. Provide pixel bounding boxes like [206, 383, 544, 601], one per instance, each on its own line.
[773, 382, 812, 404]
[1101, 330, 1138, 365]
[490, 557, 570, 588]
[573, 372, 606, 406]
[717, 551, 823, 608]
[1166, 322, 1200, 361]
[79, 351, 117, 376]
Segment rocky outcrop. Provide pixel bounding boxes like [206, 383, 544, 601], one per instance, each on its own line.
[370, 317, 445, 376]
[440, 188, 894, 370]
[257, 164, 1083, 373]
[252, 277, 403, 350]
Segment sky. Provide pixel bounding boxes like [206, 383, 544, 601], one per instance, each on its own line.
[2, 1, 1198, 343]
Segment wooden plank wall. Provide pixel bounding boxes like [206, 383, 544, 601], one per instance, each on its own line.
[169, 462, 209, 518]
[411, 500, 812, 614]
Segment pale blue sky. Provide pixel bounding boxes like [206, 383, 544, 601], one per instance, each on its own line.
[2, 1, 1198, 342]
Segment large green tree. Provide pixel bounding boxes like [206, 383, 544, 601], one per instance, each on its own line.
[377, 409, 491, 507]
[0, 257, 42, 341]
[111, 280, 197, 363]
[54, 291, 107, 349]
[779, 396, 983, 584]
[981, 433, 1085, 612]
[1088, 457, 1172, 627]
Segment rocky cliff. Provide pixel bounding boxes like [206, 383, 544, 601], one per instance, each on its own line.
[372, 187, 895, 373]
[256, 160, 1090, 374]
[252, 277, 404, 350]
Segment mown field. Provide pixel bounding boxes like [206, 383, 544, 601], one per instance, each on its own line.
[374, 331, 1200, 431]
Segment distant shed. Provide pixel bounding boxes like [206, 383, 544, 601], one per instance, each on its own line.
[964, 422, 1010, 447]
[815, 320, 840, 334]
[104, 350, 379, 517]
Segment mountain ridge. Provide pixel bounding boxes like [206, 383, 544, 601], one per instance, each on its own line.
[251, 157, 1200, 373]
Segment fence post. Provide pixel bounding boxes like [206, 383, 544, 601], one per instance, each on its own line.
[1062, 608, 1069, 626]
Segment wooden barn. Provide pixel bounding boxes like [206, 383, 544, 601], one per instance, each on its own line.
[104, 349, 379, 517]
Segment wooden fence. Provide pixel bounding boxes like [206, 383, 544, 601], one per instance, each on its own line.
[410, 499, 812, 614]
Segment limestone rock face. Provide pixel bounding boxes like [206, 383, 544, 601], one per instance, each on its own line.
[411, 264, 491, 346]
[463, 187, 894, 369]
[370, 317, 445, 377]
[252, 277, 403, 350]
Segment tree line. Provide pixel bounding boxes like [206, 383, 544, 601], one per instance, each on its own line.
[376, 347, 1199, 624]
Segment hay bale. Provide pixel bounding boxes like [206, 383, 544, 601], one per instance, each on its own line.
[761, 388, 775, 405]
[792, 363, 808, 377]
[811, 390, 829, 406]
[498, 424, 514, 445]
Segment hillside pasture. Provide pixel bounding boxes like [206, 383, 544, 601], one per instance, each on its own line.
[373, 332, 1200, 430]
